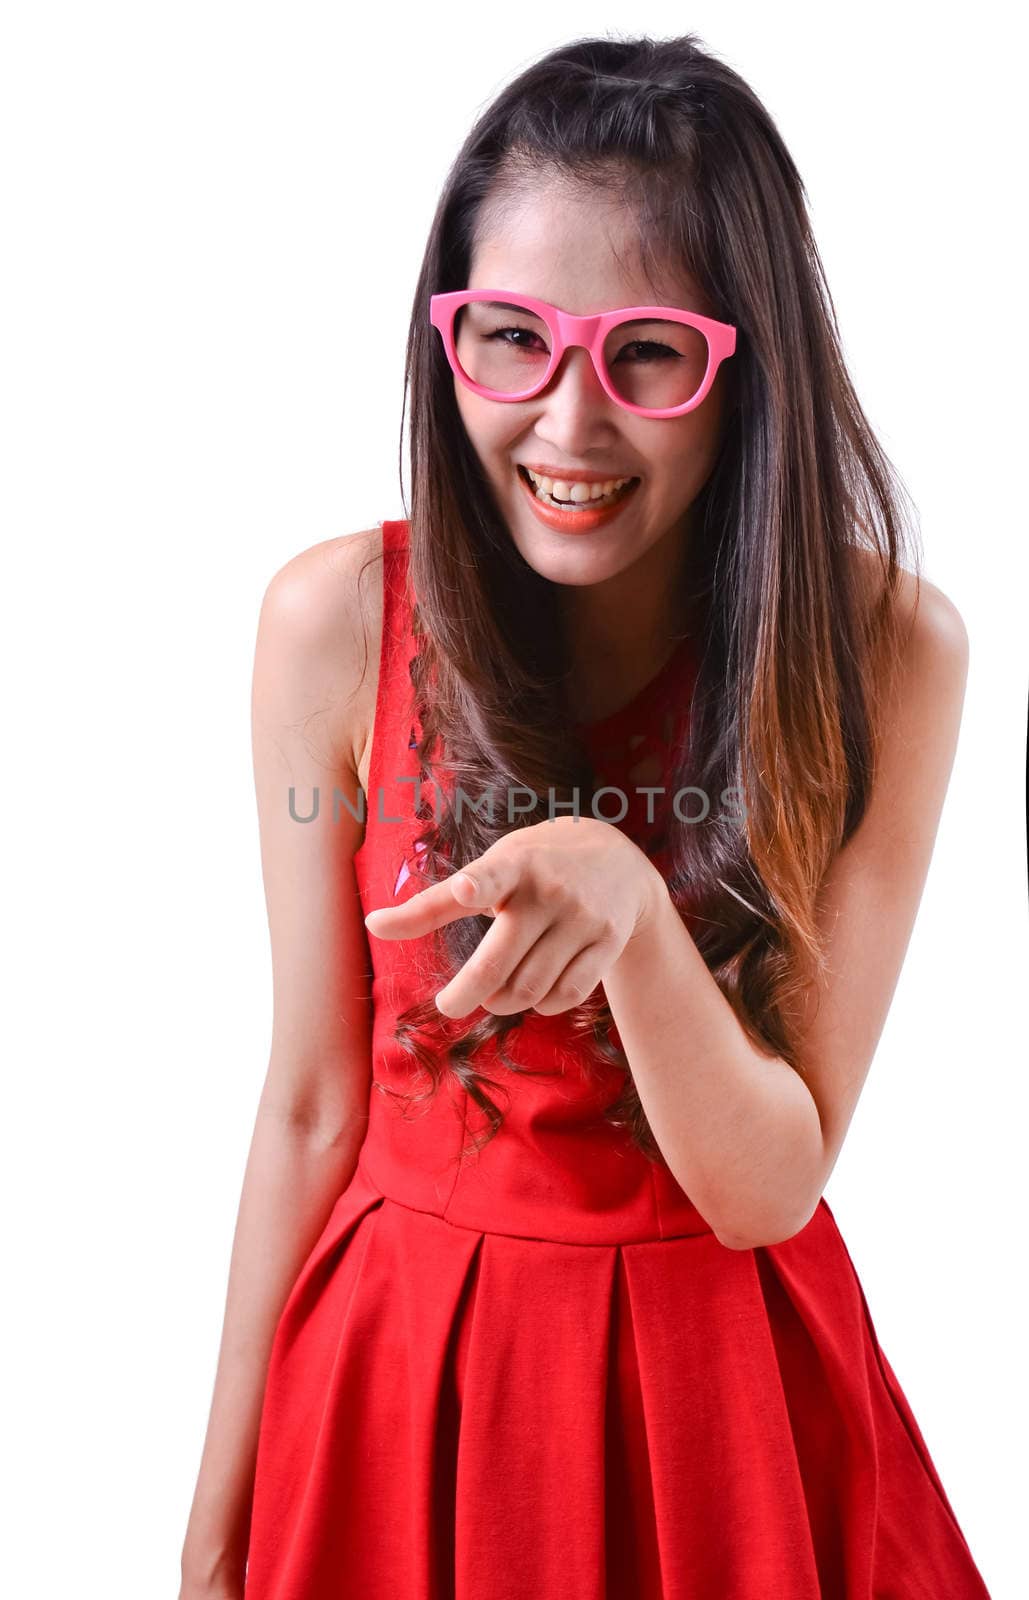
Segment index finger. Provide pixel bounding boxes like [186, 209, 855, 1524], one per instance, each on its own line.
[363, 871, 493, 940]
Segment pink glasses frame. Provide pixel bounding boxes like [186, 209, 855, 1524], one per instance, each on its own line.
[429, 288, 737, 419]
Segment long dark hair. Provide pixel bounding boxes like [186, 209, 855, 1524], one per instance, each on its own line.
[371, 31, 920, 1162]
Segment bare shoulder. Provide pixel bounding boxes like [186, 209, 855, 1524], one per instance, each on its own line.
[255, 526, 384, 782]
[846, 544, 969, 702]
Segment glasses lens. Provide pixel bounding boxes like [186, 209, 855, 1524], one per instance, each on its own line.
[453, 300, 552, 395]
[602, 317, 710, 411]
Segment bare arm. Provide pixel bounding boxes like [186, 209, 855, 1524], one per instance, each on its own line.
[603, 572, 969, 1248]
[179, 531, 380, 1594]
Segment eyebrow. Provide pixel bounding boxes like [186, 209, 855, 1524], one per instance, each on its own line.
[475, 300, 541, 314]
[474, 298, 684, 325]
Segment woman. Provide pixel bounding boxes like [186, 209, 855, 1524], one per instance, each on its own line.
[180, 33, 993, 1600]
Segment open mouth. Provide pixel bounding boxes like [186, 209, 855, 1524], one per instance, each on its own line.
[516, 463, 641, 511]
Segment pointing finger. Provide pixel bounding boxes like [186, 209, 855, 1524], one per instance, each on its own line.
[363, 868, 500, 940]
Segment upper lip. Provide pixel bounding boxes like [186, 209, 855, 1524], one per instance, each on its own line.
[518, 461, 639, 484]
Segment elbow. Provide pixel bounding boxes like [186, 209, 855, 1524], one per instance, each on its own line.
[712, 1113, 828, 1251]
[716, 1220, 807, 1251]
[713, 1195, 823, 1252]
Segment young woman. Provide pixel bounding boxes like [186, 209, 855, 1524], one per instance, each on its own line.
[180, 33, 993, 1600]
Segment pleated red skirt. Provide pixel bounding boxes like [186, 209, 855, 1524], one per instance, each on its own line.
[243, 1151, 991, 1599]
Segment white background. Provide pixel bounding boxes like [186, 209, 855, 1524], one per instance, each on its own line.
[2, 4, 1025, 1595]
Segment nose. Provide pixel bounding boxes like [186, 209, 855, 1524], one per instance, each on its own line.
[534, 344, 620, 441]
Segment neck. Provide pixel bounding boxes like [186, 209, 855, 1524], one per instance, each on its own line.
[558, 524, 698, 719]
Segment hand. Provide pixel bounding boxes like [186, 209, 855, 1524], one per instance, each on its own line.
[363, 816, 665, 1019]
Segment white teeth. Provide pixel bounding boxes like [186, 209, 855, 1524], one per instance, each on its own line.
[522, 466, 635, 507]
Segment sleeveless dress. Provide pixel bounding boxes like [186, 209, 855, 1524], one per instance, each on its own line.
[243, 519, 992, 1600]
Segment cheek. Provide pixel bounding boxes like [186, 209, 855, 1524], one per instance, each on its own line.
[455, 389, 509, 464]
[689, 376, 730, 456]
[657, 410, 722, 481]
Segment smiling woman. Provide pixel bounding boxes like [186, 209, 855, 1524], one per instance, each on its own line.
[179, 31, 994, 1600]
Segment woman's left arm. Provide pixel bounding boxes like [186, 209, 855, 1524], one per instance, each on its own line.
[604, 574, 970, 1250]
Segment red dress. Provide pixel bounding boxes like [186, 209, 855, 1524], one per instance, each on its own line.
[243, 519, 992, 1599]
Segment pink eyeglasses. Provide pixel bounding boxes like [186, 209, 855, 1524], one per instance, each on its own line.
[429, 289, 737, 419]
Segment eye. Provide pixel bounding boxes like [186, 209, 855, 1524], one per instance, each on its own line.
[486, 325, 549, 352]
[614, 339, 682, 363]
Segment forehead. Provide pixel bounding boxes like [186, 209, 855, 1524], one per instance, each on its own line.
[469, 173, 708, 316]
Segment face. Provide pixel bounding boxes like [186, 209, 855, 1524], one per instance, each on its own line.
[453, 173, 730, 607]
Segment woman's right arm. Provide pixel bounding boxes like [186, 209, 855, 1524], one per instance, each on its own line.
[179, 531, 381, 1598]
